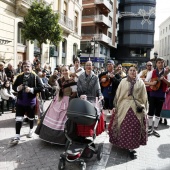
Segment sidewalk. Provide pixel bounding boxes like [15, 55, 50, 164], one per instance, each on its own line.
[0, 100, 170, 170]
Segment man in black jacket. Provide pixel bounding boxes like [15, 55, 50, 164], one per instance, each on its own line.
[10, 60, 43, 144]
[98, 60, 121, 127]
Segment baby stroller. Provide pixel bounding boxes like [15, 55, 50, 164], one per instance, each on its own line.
[58, 97, 104, 170]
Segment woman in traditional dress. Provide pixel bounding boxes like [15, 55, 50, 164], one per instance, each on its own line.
[108, 65, 148, 159]
[35, 65, 77, 145]
[160, 72, 170, 124]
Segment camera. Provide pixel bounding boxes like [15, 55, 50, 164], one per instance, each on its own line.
[136, 106, 144, 113]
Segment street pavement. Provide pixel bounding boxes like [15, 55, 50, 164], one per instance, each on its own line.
[0, 100, 170, 170]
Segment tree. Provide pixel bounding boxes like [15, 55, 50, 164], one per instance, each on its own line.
[22, 0, 62, 61]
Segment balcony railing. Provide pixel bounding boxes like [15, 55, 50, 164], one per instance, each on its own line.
[95, 0, 112, 12]
[16, 0, 50, 11]
[56, 11, 73, 31]
[82, 15, 111, 27]
[94, 15, 112, 28]
[82, 33, 111, 44]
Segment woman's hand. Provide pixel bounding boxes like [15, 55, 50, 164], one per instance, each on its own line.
[151, 81, 157, 86]
[112, 108, 116, 113]
[99, 96, 104, 101]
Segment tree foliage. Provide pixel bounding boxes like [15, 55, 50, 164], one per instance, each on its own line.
[22, 0, 63, 46]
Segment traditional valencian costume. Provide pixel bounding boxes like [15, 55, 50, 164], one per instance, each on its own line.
[35, 77, 77, 145]
[160, 87, 170, 119]
[108, 76, 148, 150]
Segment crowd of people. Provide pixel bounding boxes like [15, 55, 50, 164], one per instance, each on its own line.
[1, 56, 169, 160]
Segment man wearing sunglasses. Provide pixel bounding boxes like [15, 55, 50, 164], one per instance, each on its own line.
[138, 61, 153, 100]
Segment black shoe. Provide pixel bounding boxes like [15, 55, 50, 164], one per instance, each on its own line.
[164, 119, 167, 125]
[0, 113, 1, 116]
[159, 118, 162, 124]
[148, 126, 153, 135]
[153, 129, 160, 137]
[129, 151, 137, 159]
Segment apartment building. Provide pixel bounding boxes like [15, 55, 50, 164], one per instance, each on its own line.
[80, 0, 119, 67]
[0, 0, 82, 69]
[159, 16, 170, 66]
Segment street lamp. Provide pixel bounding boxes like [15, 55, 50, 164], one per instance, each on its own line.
[154, 52, 158, 59]
[154, 52, 158, 68]
[90, 37, 98, 64]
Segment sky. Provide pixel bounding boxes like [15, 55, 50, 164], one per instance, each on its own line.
[154, 0, 170, 40]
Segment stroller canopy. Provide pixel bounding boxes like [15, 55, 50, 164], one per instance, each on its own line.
[67, 98, 97, 125]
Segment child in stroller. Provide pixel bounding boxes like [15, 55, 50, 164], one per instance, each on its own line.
[58, 96, 105, 170]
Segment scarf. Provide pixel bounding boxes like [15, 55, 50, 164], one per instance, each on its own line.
[127, 75, 137, 96]
[58, 77, 77, 98]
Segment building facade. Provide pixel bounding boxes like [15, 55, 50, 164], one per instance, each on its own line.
[80, 0, 119, 67]
[159, 16, 170, 66]
[0, 0, 82, 70]
[112, 0, 156, 65]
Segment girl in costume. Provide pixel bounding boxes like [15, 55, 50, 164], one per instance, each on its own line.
[36, 65, 77, 144]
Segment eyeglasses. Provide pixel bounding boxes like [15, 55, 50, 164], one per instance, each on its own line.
[107, 64, 112, 66]
[147, 65, 152, 66]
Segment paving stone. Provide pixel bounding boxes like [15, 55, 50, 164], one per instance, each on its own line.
[1, 100, 170, 170]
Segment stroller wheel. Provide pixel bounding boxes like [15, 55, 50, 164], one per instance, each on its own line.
[58, 158, 65, 170]
[80, 162, 86, 170]
[97, 144, 103, 160]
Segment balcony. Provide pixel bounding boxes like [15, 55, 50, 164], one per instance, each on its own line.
[56, 11, 73, 33]
[82, 15, 111, 28]
[95, 15, 112, 28]
[15, 0, 50, 14]
[82, 33, 111, 44]
[95, 0, 112, 13]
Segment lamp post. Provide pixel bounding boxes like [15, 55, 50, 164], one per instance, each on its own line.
[90, 37, 98, 65]
[154, 52, 158, 68]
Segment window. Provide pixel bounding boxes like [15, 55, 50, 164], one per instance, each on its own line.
[74, 12, 78, 34]
[110, 0, 113, 8]
[63, 2, 67, 16]
[103, 47, 107, 56]
[109, 16, 112, 25]
[99, 29, 102, 34]
[108, 32, 112, 38]
[100, 45, 103, 54]
[17, 22, 25, 44]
